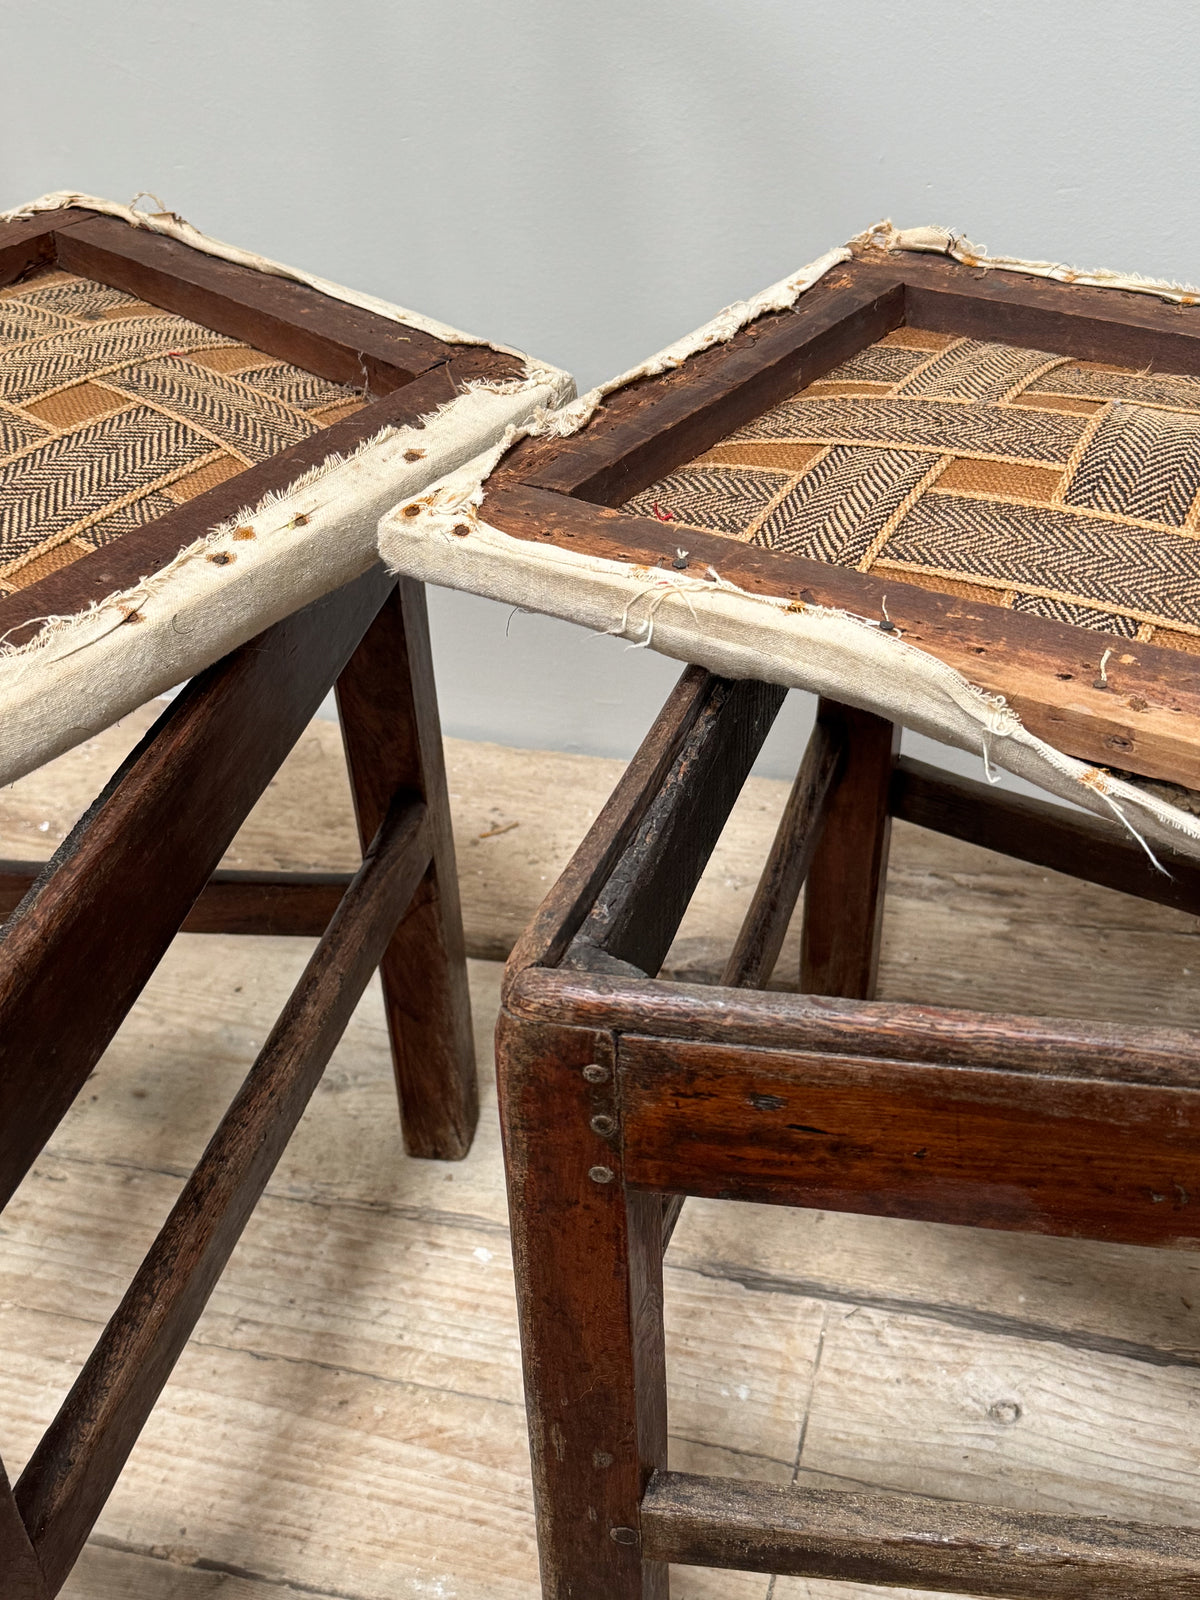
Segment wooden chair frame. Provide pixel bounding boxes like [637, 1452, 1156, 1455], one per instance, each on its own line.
[499, 665, 1200, 1599]
[0, 210, 500, 1595]
[491, 247, 1200, 1598]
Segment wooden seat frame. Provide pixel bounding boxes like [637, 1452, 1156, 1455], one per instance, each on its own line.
[500, 666, 1200, 1599]
[490, 246, 1200, 1599]
[0, 210, 499, 1596]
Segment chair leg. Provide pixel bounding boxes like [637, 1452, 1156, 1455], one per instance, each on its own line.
[799, 697, 899, 1000]
[497, 1012, 668, 1600]
[336, 576, 477, 1160]
[0, 1455, 45, 1600]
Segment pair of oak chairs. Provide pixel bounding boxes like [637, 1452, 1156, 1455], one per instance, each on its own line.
[3, 196, 1200, 1599]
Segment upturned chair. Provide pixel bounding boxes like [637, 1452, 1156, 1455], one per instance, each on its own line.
[0, 193, 569, 1596]
[378, 225, 1200, 1596]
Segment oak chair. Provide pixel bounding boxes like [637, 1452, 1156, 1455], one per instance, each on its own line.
[447, 230, 1200, 1598]
[0, 196, 567, 1596]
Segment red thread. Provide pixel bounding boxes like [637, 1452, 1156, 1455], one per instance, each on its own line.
[651, 501, 675, 522]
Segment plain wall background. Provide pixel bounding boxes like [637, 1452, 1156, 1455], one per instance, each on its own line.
[6, 1, 1198, 781]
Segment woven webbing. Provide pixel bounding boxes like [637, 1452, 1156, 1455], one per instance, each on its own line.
[625, 329, 1200, 650]
[0, 269, 363, 592]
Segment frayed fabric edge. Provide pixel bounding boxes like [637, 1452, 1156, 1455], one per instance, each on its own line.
[0, 371, 568, 788]
[0, 191, 569, 380]
[856, 218, 1200, 306]
[379, 456, 1200, 866]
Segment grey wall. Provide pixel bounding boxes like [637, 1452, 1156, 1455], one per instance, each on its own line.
[6, 1, 1196, 781]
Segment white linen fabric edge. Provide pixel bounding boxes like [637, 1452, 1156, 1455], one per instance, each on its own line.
[377, 224, 1200, 861]
[0, 191, 556, 368]
[0, 371, 572, 788]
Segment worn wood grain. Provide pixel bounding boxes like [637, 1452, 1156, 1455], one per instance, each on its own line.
[52, 214, 452, 392]
[799, 702, 898, 999]
[0, 897, 1196, 1596]
[0, 569, 391, 1209]
[566, 676, 785, 977]
[0, 211, 90, 291]
[17, 798, 430, 1590]
[482, 480, 1200, 790]
[0, 1453, 46, 1599]
[497, 1015, 669, 1599]
[617, 1034, 1200, 1245]
[642, 1470, 1200, 1597]
[722, 713, 841, 989]
[337, 579, 477, 1159]
[890, 755, 1200, 916]
[8, 708, 1200, 1026]
[509, 274, 904, 505]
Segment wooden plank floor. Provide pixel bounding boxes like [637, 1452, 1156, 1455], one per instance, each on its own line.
[4, 702, 1200, 1598]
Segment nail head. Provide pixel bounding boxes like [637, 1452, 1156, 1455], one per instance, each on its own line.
[589, 1165, 615, 1184]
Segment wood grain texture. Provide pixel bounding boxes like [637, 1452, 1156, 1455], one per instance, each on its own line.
[1, 863, 351, 936]
[617, 1035, 1200, 1245]
[509, 273, 905, 505]
[567, 676, 785, 978]
[505, 666, 715, 977]
[642, 1470, 1200, 1597]
[800, 702, 898, 999]
[890, 756, 1200, 916]
[0, 1453, 47, 1600]
[11, 709, 1200, 1028]
[0, 367, 459, 649]
[0, 212, 90, 291]
[886, 249, 1200, 375]
[722, 714, 843, 989]
[496, 1016, 668, 1600]
[0, 567, 391, 1208]
[509, 967, 1200, 1086]
[482, 480, 1200, 789]
[52, 214, 453, 391]
[337, 579, 478, 1159]
[16, 797, 430, 1592]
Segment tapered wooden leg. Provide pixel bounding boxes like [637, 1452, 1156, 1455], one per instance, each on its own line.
[336, 576, 477, 1159]
[498, 1012, 668, 1600]
[799, 698, 899, 1000]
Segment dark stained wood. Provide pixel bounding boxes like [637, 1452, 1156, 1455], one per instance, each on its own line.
[722, 713, 843, 989]
[336, 579, 477, 1160]
[0, 566, 392, 1209]
[641, 1470, 1200, 1598]
[800, 700, 899, 999]
[0, 367, 460, 650]
[566, 677, 785, 978]
[0, 211, 89, 290]
[496, 1015, 667, 1600]
[53, 214, 454, 392]
[891, 756, 1200, 915]
[885, 248, 1200, 376]
[16, 797, 431, 1592]
[504, 666, 715, 980]
[481, 480, 1200, 790]
[510, 273, 905, 504]
[1, 862, 352, 936]
[617, 1034, 1200, 1245]
[506, 966, 1200, 1088]
[0, 1455, 46, 1600]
